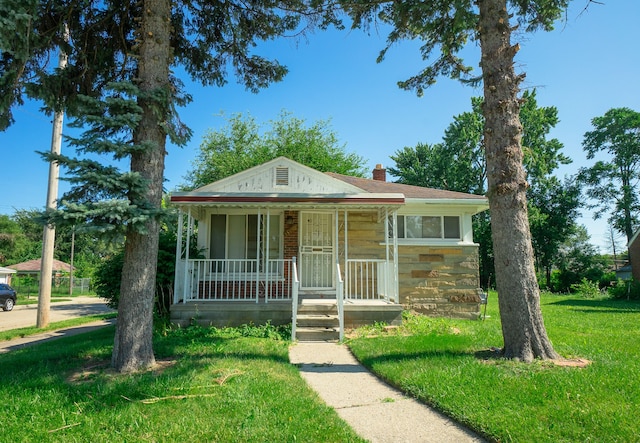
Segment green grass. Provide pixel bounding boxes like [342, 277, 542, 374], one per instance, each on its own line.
[347, 292, 640, 442]
[0, 312, 118, 342]
[0, 324, 365, 443]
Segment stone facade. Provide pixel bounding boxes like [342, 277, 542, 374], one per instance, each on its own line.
[398, 245, 481, 319]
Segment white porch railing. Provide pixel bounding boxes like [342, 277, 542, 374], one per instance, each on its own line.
[175, 257, 397, 305]
[345, 259, 398, 303]
[182, 258, 294, 302]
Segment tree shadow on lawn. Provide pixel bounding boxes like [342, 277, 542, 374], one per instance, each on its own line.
[354, 346, 478, 370]
[547, 298, 640, 313]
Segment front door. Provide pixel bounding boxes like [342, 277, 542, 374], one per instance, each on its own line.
[300, 212, 334, 289]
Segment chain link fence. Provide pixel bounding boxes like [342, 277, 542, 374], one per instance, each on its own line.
[10, 276, 93, 299]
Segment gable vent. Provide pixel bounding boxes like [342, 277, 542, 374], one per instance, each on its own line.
[275, 167, 289, 186]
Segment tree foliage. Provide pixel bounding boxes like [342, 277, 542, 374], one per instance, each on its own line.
[0, 210, 116, 276]
[552, 226, 609, 293]
[578, 107, 640, 242]
[184, 111, 367, 189]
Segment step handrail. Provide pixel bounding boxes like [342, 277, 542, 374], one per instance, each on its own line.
[336, 262, 344, 341]
[291, 257, 299, 341]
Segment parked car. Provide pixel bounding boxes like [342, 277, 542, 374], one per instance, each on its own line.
[0, 283, 17, 311]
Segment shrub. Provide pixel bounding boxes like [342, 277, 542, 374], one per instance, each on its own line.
[570, 278, 602, 298]
[609, 279, 640, 300]
[93, 251, 124, 309]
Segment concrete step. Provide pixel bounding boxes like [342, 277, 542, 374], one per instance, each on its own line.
[296, 326, 340, 342]
[298, 291, 335, 299]
[297, 300, 338, 314]
[297, 313, 339, 328]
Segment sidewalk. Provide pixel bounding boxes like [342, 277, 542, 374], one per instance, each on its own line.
[0, 318, 116, 354]
[289, 342, 485, 443]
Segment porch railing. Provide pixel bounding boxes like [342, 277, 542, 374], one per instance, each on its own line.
[183, 258, 294, 302]
[345, 259, 397, 303]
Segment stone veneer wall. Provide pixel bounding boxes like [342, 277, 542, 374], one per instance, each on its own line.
[398, 245, 481, 319]
[343, 211, 482, 319]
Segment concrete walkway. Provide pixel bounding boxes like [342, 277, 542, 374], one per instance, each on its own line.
[289, 342, 485, 443]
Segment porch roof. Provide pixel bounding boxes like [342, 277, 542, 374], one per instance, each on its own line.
[170, 191, 405, 209]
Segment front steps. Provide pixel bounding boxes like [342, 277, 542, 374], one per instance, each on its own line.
[295, 299, 340, 342]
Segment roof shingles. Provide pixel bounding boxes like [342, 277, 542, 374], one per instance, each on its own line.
[326, 172, 486, 200]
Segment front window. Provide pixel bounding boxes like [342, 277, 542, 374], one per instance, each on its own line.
[394, 215, 460, 240]
[210, 214, 281, 260]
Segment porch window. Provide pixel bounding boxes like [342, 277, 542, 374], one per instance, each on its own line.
[210, 214, 281, 260]
[394, 215, 460, 240]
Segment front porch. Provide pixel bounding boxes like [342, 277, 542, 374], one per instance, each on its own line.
[170, 255, 403, 339]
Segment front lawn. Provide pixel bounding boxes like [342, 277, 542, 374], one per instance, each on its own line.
[0, 325, 364, 442]
[347, 292, 640, 442]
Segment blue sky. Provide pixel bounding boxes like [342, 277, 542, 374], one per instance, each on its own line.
[1, 1, 638, 252]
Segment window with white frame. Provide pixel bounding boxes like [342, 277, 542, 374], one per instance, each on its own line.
[391, 215, 461, 240]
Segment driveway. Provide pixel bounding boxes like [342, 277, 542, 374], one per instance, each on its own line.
[0, 296, 115, 332]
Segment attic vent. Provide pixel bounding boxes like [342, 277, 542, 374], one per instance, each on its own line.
[275, 167, 289, 186]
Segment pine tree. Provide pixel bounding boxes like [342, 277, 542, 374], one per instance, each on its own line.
[1, 0, 334, 372]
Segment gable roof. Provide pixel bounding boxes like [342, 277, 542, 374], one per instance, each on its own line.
[171, 157, 488, 213]
[193, 157, 363, 194]
[173, 157, 405, 208]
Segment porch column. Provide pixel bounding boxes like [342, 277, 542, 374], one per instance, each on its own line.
[173, 209, 184, 303]
[391, 209, 399, 303]
[256, 209, 261, 303]
[182, 208, 192, 302]
[265, 208, 271, 302]
[343, 209, 348, 299]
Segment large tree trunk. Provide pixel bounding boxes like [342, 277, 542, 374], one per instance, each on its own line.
[478, 0, 559, 362]
[112, 0, 171, 372]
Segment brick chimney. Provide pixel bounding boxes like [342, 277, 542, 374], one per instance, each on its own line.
[372, 164, 386, 182]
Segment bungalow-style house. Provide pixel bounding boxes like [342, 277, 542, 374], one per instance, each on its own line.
[170, 157, 488, 340]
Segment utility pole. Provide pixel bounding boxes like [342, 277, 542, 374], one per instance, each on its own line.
[37, 25, 68, 328]
[69, 226, 75, 296]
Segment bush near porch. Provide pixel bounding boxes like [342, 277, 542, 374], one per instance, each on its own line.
[347, 291, 640, 442]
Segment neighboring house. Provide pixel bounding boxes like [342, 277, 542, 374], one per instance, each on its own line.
[0, 266, 17, 284]
[615, 263, 633, 281]
[170, 157, 488, 340]
[628, 228, 640, 281]
[7, 258, 75, 275]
